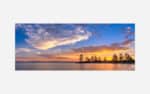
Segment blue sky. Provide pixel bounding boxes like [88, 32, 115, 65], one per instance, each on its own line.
[16, 24, 134, 48]
[15, 24, 135, 61]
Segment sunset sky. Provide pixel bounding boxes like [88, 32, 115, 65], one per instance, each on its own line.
[16, 24, 135, 62]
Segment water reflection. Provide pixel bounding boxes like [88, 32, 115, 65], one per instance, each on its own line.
[16, 62, 134, 70]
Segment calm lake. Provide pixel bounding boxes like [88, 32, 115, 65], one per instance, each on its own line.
[16, 62, 134, 70]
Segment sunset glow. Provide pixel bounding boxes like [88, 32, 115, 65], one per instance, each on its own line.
[16, 24, 135, 62]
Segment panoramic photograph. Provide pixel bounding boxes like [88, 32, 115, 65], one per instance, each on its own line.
[15, 23, 135, 70]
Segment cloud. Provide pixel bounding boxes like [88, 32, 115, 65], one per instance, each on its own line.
[121, 39, 134, 47]
[17, 24, 92, 50]
[72, 44, 128, 53]
[122, 26, 134, 48]
[124, 26, 134, 39]
[16, 48, 31, 53]
[71, 38, 134, 54]
[70, 38, 134, 58]
[39, 54, 72, 60]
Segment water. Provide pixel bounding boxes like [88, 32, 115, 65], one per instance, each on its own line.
[16, 62, 134, 70]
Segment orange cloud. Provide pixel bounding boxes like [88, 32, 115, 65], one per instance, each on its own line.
[16, 38, 134, 62]
[25, 27, 91, 50]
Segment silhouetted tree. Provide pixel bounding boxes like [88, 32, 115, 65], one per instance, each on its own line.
[91, 56, 94, 62]
[94, 56, 97, 62]
[124, 53, 134, 62]
[119, 53, 123, 61]
[112, 54, 118, 62]
[79, 54, 83, 62]
[85, 57, 90, 62]
[104, 57, 107, 62]
[98, 56, 101, 62]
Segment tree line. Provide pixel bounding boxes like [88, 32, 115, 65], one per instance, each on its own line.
[79, 53, 134, 63]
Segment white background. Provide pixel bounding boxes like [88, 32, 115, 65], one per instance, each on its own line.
[0, 0, 150, 94]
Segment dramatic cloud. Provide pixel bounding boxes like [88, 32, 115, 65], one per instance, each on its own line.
[17, 24, 92, 50]
[16, 24, 135, 62]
